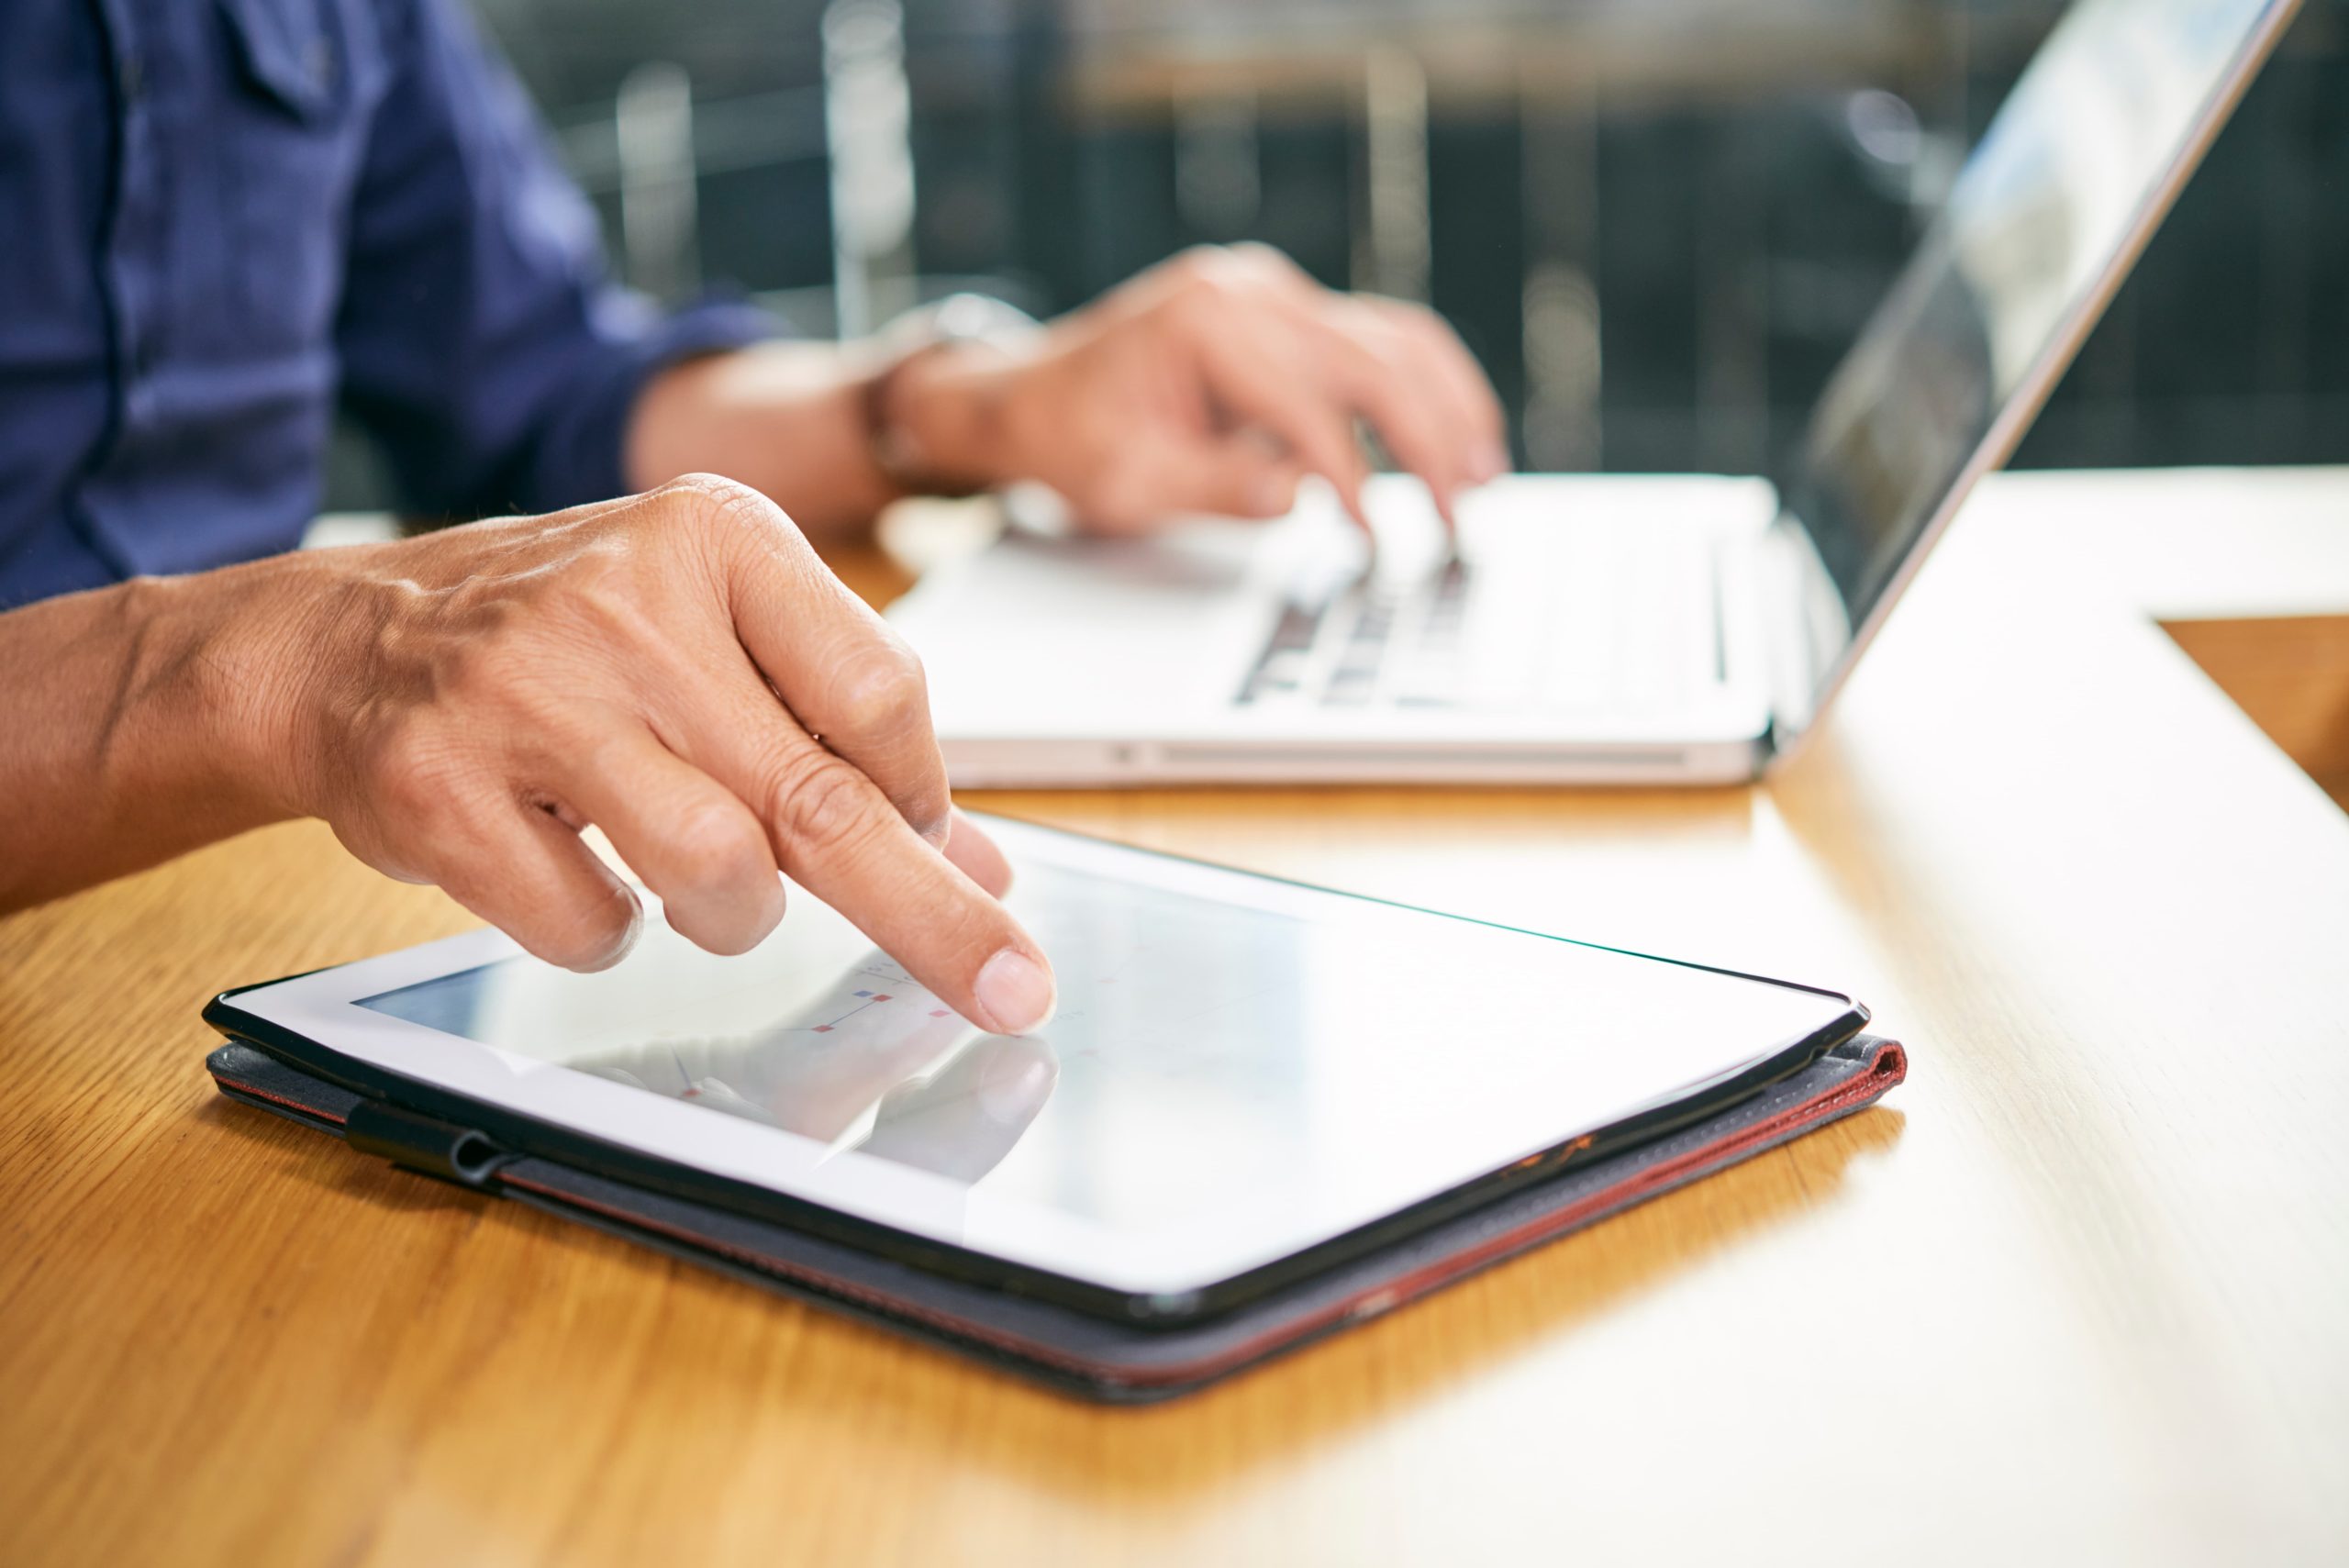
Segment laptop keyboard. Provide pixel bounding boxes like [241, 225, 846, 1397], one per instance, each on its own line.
[1234, 532, 1722, 713]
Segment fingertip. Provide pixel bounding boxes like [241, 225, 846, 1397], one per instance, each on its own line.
[565, 883, 645, 973]
[1422, 469, 1464, 532]
[972, 946, 1057, 1036]
[729, 895, 787, 958]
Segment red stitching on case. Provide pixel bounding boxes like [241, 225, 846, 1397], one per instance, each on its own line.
[218, 1041, 1905, 1388]
[214, 1073, 351, 1126]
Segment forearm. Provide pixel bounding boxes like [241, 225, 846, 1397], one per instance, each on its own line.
[624, 340, 896, 539]
[623, 339, 1013, 539]
[0, 564, 308, 909]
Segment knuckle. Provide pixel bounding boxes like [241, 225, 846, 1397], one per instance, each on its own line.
[1228, 240, 1298, 281]
[1170, 244, 1227, 284]
[829, 642, 930, 737]
[762, 751, 882, 855]
[1413, 305, 1470, 350]
[1169, 246, 1255, 308]
[662, 473, 804, 545]
[667, 798, 764, 894]
[659, 471, 761, 511]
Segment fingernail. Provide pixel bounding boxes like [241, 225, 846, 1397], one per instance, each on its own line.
[1478, 440, 1510, 482]
[973, 948, 1056, 1035]
[577, 888, 644, 973]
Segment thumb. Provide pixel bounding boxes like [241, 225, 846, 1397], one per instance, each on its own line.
[1148, 435, 1307, 522]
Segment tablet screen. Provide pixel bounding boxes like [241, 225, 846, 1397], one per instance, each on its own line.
[242, 817, 1856, 1304]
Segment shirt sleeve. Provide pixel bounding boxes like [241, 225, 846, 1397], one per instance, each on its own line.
[333, 0, 779, 518]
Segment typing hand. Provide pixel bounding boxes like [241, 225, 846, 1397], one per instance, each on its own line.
[238, 475, 1054, 1033]
[887, 244, 1509, 535]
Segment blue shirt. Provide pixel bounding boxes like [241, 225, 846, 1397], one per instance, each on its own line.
[0, 0, 776, 606]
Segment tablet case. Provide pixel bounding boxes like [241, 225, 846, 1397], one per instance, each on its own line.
[206, 1030, 1903, 1401]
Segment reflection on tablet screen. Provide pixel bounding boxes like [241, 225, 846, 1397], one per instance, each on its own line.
[354, 856, 1837, 1249]
[358, 863, 1313, 1220]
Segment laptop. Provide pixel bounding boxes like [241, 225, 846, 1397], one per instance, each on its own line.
[890, 0, 2301, 786]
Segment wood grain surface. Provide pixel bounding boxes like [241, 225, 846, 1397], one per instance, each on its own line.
[2167, 615, 2349, 808]
[3, 471, 2345, 1565]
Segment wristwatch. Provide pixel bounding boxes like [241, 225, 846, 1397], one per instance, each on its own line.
[861, 293, 1041, 498]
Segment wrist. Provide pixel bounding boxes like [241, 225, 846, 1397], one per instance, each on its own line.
[0, 549, 383, 908]
[137, 552, 353, 825]
[869, 340, 1023, 497]
[861, 294, 1045, 499]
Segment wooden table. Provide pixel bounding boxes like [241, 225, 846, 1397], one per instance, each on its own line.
[4, 469, 2344, 1565]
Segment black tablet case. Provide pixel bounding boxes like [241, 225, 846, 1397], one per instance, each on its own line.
[206, 1031, 1904, 1402]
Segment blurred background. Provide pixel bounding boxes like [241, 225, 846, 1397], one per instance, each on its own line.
[333, 0, 2349, 506]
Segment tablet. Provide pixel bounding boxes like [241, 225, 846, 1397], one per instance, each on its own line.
[207, 815, 1865, 1322]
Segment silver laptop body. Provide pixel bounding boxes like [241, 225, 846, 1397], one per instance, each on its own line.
[891, 0, 2300, 787]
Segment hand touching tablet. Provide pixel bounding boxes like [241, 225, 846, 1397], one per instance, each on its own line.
[0, 476, 1055, 1035]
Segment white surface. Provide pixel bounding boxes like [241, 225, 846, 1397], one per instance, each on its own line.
[1967, 465, 2349, 619]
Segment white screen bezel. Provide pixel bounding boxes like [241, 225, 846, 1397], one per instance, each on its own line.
[214, 817, 1856, 1299]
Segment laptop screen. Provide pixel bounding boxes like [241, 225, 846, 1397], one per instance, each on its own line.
[1777, 0, 2296, 722]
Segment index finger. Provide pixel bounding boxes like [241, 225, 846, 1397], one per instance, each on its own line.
[1191, 323, 1375, 534]
[740, 728, 1056, 1036]
[1364, 297, 1508, 472]
[672, 474, 955, 846]
[1300, 306, 1483, 530]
